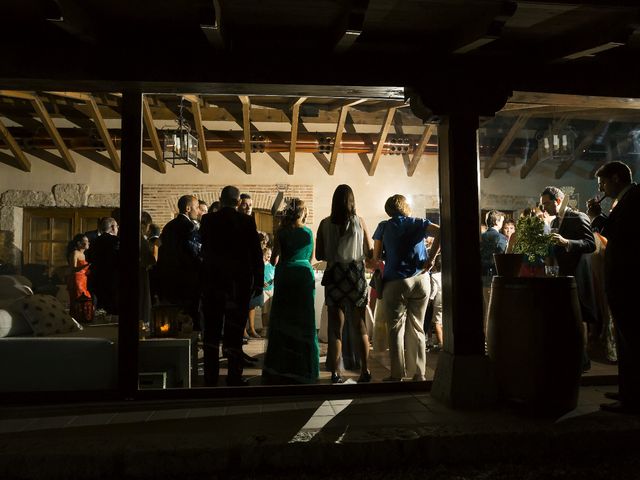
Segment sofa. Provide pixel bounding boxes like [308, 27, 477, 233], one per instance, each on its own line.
[0, 275, 118, 392]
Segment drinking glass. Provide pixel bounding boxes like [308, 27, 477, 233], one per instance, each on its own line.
[545, 265, 559, 277]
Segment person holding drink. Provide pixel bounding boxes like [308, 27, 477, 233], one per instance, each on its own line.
[588, 161, 640, 414]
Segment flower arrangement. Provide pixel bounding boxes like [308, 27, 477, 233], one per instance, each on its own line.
[512, 215, 553, 263]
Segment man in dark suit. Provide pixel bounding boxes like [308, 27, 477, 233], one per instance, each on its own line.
[480, 210, 507, 331]
[480, 210, 508, 278]
[156, 195, 202, 329]
[88, 217, 120, 314]
[541, 186, 597, 371]
[200, 186, 263, 386]
[588, 162, 640, 414]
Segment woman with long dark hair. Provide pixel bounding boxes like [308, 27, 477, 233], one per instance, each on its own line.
[316, 185, 373, 383]
[262, 198, 319, 384]
[66, 233, 94, 323]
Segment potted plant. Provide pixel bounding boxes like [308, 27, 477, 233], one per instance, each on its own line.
[493, 214, 553, 277]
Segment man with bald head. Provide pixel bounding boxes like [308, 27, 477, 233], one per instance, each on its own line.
[200, 186, 263, 386]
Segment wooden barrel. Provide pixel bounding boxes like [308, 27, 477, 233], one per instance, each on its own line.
[487, 276, 584, 415]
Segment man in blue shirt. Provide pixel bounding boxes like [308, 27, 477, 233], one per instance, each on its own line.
[372, 194, 440, 381]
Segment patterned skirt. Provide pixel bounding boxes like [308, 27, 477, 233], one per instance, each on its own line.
[324, 260, 368, 308]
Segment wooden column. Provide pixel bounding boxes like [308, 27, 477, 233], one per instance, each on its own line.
[118, 91, 143, 398]
[430, 112, 497, 409]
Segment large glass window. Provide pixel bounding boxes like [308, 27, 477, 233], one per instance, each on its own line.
[0, 89, 121, 394]
[140, 91, 441, 389]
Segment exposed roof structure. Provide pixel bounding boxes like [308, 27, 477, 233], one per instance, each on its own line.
[1, 90, 638, 179]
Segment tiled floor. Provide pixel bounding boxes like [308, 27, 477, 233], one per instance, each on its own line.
[193, 335, 441, 387]
[0, 386, 624, 435]
[191, 334, 615, 387]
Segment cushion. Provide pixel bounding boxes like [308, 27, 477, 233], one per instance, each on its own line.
[0, 308, 33, 337]
[0, 275, 33, 309]
[13, 295, 83, 337]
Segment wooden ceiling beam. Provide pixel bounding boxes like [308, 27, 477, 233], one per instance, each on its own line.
[327, 99, 369, 175]
[328, 107, 351, 175]
[238, 95, 252, 174]
[0, 90, 39, 101]
[142, 97, 167, 174]
[0, 118, 31, 171]
[520, 116, 570, 179]
[0, 90, 76, 171]
[288, 97, 307, 175]
[32, 96, 76, 172]
[184, 95, 210, 174]
[326, 98, 368, 111]
[510, 92, 640, 110]
[484, 114, 530, 178]
[368, 106, 397, 176]
[86, 96, 120, 172]
[45, 91, 93, 102]
[407, 123, 436, 177]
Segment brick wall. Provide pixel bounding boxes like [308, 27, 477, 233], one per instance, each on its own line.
[142, 184, 314, 228]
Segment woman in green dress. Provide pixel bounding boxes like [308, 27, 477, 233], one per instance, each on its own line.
[262, 198, 319, 384]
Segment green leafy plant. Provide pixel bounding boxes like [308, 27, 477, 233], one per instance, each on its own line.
[513, 215, 553, 263]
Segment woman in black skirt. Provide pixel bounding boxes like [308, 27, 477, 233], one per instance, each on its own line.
[316, 185, 373, 383]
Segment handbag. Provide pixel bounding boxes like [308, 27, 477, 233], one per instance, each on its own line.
[369, 269, 384, 299]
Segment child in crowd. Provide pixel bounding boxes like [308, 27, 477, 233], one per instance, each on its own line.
[261, 247, 275, 334]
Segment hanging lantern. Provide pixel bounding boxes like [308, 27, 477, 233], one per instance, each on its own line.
[162, 97, 199, 167]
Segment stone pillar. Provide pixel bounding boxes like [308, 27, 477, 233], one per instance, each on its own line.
[118, 91, 143, 398]
[429, 112, 497, 409]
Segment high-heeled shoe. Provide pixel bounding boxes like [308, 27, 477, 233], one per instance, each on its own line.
[358, 371, 372, 383]
[331, 372, 344, 384]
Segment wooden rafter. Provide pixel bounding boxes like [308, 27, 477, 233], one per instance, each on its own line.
[0, 117, 31, 171]
[0, 90, 76, 172]
[520, 116, 569, 179]
[325, 99, 369, 175]
[288, 97, 307, 175]
[328, 107, 351, 175]
[407, 124, 436, 177]
[368, 107, 397, 176]
[238, 95, 252, 174]
[87, 97, 121, 172]
[484, 114, 530, 178]
[555, 121, 609, 179]
[142, 97, 167, 173]
[184, 95, 210, 174]
[47, 91, 121, 172]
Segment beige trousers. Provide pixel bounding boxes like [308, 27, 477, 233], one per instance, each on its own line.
[378, 273, 430, 379]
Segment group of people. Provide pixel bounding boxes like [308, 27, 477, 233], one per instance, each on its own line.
[66, 215, 122, 324]
[143, 184, 441, 386]
[479, 161, 639, 414]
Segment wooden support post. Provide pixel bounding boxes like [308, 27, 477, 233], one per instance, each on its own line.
[118, 91, 143, 399]
[431, 112, 497, 409]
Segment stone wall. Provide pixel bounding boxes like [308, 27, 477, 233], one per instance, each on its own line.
[0, 184, 120, 272]
[142, 184, 314, 229]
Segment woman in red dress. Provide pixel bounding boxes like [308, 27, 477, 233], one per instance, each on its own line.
[67, 233, 94, 323]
